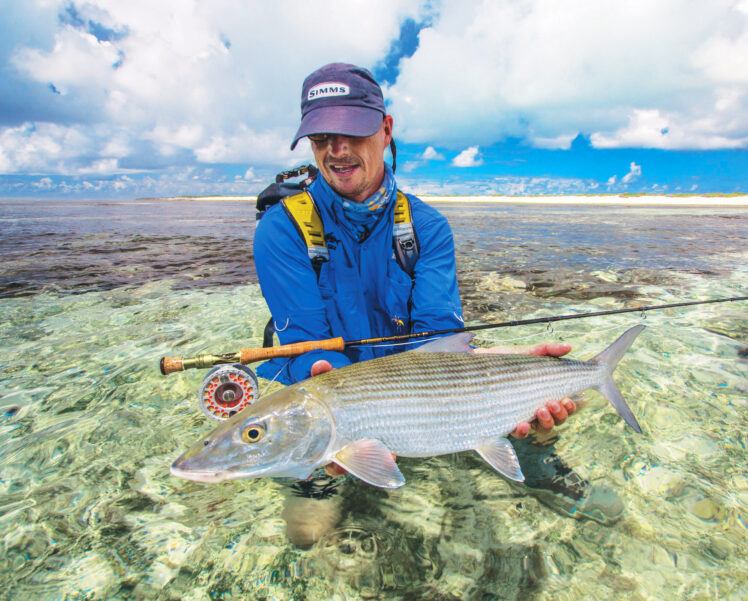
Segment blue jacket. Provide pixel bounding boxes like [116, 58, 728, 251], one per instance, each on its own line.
[253, 171, 463, 384]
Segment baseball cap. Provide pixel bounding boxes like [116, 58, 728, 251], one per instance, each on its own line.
[291, 63, 386, 150]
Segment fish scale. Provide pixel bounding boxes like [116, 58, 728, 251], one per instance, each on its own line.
[308, 353, 603, 457]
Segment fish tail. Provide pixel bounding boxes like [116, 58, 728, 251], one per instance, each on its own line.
[597, 375, 642, 433]
[592, 325, 645, 433]
[591, 324, 646, 369]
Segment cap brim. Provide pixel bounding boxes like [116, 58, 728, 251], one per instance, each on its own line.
[291, 106, 384, 149]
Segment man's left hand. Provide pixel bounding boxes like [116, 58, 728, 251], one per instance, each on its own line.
[473, 342, 576, 438]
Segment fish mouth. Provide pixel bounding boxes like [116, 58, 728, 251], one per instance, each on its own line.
[170, 454, 286, 483]
[170, 462, 227, 483]
[170, 446, 242, 483]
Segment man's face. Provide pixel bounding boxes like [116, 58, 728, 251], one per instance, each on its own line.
[310, 115, 393, 203]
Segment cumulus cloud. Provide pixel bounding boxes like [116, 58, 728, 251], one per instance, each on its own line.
[606, 161, 642, 187]
[396, 173, 598, 196]
[1, 0, 747, 196]
[34, 177, 54, 190]
[193, 125, 299, 164]
[532, 134, 577, 150]
[452, 146, 483, 167]
[401, 144, 446, 172]
[590, 107, 748, 149]
[388, 0, 748, 150]
[0, 0, 426, 177]
[0, 165, 282, 199]
[621, 161, 642, 184]
[421, 145, 445, 160]
[0, 122, 94, 174]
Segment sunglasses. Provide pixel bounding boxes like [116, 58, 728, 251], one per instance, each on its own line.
[307, 132, 372, 144]
[307, 133, 334, 143]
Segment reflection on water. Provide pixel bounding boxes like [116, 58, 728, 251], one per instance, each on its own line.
[0, 200, 746, 600]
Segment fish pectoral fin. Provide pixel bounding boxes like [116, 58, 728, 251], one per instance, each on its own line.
[333, 439, 405, 489]
[475, 437, 525, 482]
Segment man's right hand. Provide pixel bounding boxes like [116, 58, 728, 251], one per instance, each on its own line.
[310, 359, 334, 377]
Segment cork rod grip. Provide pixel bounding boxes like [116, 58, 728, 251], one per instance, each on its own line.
[159, 338, 346, 376]
[238, 337, 345, 363]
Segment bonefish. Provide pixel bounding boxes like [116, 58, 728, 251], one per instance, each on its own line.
[171, 325, 645, 488]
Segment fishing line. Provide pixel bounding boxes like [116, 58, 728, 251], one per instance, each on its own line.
[474, 320, 630, 345]
[259, 360, 290, 397]
[363, 336, 442, 349]
[345, 295, 748, 349]
[483, 303, 742, 348]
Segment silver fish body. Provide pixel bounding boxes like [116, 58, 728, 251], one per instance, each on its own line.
[172, 325, 645, 488]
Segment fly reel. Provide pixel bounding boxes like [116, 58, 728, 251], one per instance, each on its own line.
[198, 364, 258, 421]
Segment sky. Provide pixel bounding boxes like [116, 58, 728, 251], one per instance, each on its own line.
[1, 0, 747, 199]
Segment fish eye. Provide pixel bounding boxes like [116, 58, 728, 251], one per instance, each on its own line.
[241, 423, 266, 443]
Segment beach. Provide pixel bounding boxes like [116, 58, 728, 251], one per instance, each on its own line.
[425, 194, 748, 206]
[153, 193, 748, 206]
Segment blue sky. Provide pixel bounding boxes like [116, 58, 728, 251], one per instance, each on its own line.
[1, 1, 747, 199]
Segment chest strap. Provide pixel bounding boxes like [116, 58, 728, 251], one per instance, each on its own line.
[268, 189, 419, 348]
[281, 189, 418, 278]
[392, 190, 419, 279]
[281, 191, 329, 275]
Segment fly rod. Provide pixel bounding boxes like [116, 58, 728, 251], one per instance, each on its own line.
[159, 295, 748, 375]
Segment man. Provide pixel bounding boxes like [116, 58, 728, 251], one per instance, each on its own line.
[254, 62, 572, 435]
[253, 64, 617, 545]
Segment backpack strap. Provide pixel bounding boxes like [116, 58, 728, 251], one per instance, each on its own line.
[280, 190, 329, 277]
[264, 190, 329, 348]
[392, 190, 419, 278]
[265, 189, 420, 349]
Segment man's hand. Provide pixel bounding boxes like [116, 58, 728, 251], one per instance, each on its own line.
[473, 341, 577, 438]
[310, 359, 334, 377]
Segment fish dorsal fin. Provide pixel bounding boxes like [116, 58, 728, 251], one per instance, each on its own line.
[333, 439, 405, 489]
[412, 333, 475, 354]
[475, 438, 524, 482]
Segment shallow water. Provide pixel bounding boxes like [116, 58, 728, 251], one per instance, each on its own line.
[0, 200, 746, 600]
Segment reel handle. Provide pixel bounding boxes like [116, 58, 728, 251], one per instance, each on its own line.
[159, 337, 345, 376]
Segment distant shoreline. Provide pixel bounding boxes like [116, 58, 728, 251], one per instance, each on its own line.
[3, 193, 747, 206]
[144, 193, 748, 206]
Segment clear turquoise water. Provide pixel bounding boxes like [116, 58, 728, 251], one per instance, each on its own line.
[0, 200, 746, 600]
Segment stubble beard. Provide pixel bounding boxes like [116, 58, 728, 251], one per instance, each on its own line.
[323, 157, 369, 202]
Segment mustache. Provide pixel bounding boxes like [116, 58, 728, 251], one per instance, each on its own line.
[325, 157, 359, 167]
